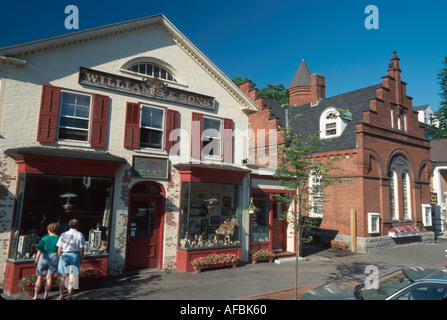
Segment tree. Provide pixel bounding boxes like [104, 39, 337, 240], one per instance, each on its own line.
[231, 76, 256, 89]
[273, 107, 345, 299]
[258, 83, 289, 104]
[427, 55, 447, 140]
[231, 77, 288, 104]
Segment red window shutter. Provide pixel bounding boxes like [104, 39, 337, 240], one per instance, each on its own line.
[223, 118, 234, 163]
[165, 109, 180, 153]
[191, 112, 203, 159]
[37, 85, 61, 143]
[124, 102, 140, 149]
[90, 94, 110, 148]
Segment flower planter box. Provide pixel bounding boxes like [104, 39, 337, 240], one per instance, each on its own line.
[252, 257, 274, 264]
[193, 262, 238, 273]
[388, 231, 421, 238]
[330, 240, 348, 251]
[22, 281, 60, 297]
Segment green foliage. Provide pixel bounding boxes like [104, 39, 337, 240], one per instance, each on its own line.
[427, 55, 447, 140]
[258, 83, 289, 104]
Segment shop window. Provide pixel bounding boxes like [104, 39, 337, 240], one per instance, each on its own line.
[127, 63, 178, 83]
[9, 173, 113, 261]
[124, 102, 179, 153]
[178, 182, 241, 249]
[191, 112, 233, 162]
[252, 198, 270, 242]
[37, 85, 109, 148]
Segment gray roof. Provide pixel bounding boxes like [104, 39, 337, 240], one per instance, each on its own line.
[431, 139, 447, 163]
[288, 60, 311, 88]
[268, 84, 381, 153]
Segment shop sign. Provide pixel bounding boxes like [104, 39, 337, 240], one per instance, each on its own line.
[132, 155, 169, 179]
[431, 192, 438, 204]
[79, 67, 215, 110]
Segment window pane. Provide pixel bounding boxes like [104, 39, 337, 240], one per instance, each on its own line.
[9, 173, 113, 260]
[141, 107, 163, 129]
[204, 118, 221, 132]
[140, 128, 163, 149]
[59, 128, 89, 141]
[252, 199, 270, 241]
[59, 117, 89, 129]
[178, 182, 241, 249]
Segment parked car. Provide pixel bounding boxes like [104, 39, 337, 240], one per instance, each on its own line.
[300, 267, 447, 300]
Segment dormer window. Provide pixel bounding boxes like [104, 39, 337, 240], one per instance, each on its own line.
[319, 107, 349, 139]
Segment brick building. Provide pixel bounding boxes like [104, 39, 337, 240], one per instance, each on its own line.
[241, 52, 434, 253]
[0, 15, 258, 294]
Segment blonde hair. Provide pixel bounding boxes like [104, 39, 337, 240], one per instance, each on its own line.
[47, 222, 58, 234]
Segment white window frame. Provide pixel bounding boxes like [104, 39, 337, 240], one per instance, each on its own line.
[57, 90, 92, 145]
[309, 173, 323, 218]
[402, 171, 412, 220]
[319, 107, 348, 139]
[390, 108, 394, 128]
[368, 212, 381, 234]
[139, 105, 165, 151]
[202, 116, 222, 160]
[422, 204, 432, 227]
[389, 169, 399, 220]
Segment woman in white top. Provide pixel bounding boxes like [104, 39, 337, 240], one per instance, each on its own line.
[56, 218, 86, 300]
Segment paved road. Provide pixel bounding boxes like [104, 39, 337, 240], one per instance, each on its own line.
[6, 238, 447, 300]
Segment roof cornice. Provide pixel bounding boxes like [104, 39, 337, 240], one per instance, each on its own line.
[0, 14, 257, 111]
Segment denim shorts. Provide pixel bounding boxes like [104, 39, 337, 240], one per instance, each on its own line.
[36, 253, 59, 275]
[57, 252, 81, 275]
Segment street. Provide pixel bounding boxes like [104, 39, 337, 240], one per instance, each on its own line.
[8, 238, 446, 301]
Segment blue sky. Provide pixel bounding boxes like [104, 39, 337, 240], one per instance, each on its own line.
[1, 0, 446, 110]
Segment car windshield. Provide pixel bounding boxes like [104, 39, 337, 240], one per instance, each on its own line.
[356, 270, 413, 300]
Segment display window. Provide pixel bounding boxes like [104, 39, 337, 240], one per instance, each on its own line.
[178, 182, 241, 249]
[252, 196, 270, 242]
[8, 173, 113, 261]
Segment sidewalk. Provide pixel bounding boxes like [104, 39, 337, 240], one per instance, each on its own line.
[5, 238, 447, 300]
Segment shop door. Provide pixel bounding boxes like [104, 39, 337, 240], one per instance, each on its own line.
[127, 196, 163, 270]
[272, 202, 286, 251]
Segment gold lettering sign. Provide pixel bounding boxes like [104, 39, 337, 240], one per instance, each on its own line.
[79, 67, 215, 110]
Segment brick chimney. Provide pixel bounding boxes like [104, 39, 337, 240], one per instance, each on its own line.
[310, 74, 325, 105]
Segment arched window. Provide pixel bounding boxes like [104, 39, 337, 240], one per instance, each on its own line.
[402, 171, 411, 220]
[388, 154, 412, 221]
[127, 63, 178, 83]
[389, 169, 399, 220]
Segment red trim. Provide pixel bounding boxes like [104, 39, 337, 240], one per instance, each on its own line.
[3, 256, 108, 295]
[176, 164, 249, 184]
[90, 94, 110, 148]
[223, 118, 233, 163]
[191, 112, 203, 159]
[165, 109, 180, 153]
[11, 153, 123, 177]
[176, 247, 241, 272]
[124, 102, 140, 149]
[126, 182, 166, 270]
[37, 85, 60, 143]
